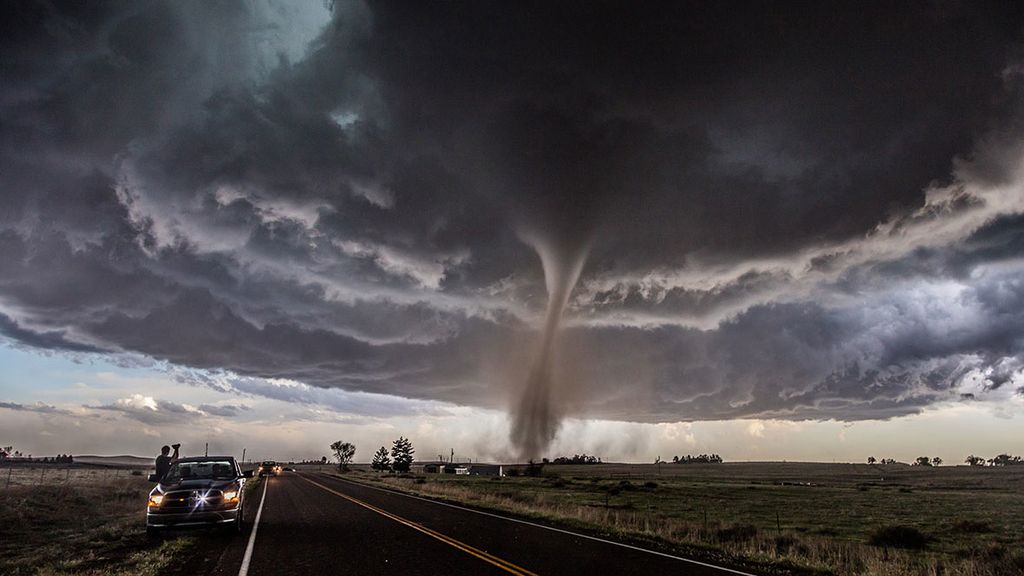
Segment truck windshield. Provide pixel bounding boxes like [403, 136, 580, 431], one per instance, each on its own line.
[164, 461, 236, 482]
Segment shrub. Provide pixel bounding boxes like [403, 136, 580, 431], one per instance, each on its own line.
[643, 481, 658, 490]
[950, 519, 993, 534]
[1014, 552, 1024, 572]
[773, 534, 799, 554]
[717, 524, 758, 543]
[868, 525, 929, 549]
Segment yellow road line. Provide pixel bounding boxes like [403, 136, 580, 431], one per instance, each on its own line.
[298, 473, 538, 576]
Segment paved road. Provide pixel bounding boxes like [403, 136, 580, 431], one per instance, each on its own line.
[183, 471, 755, 576]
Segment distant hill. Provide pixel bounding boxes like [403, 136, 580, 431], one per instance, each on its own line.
[75, 455, 152, 467]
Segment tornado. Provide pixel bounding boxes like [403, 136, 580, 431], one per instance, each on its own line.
[511, 236, 590, 459]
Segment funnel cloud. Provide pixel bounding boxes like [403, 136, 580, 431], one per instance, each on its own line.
[512, 236, 591, 458]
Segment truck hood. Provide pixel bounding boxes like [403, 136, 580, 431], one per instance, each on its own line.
[157, 478, 238, 491]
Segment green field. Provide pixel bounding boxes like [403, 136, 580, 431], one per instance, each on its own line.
[345, 462, 1024, 576]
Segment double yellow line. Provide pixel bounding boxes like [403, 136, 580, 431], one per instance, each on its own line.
[299, 474, 537, 576]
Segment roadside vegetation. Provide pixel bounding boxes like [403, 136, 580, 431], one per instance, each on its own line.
[344, 461, 1024, 576]
[0, 467, 195, 576]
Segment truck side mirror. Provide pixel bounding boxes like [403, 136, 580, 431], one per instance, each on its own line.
[242, 469, 254, 478]
[148, 473, 160, 483]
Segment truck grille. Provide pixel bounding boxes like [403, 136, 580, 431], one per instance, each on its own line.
[159, 489, 225, 510]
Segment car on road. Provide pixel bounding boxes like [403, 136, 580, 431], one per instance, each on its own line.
[146, 456, 252, 537]
[258, 460, 282, 476]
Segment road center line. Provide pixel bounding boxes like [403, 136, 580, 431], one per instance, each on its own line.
[297, 473, 537, 576]
[318, 472, 757, 576]
[237, 477, 269, 576]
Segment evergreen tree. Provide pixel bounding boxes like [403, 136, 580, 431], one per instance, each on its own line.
[371, 446, 391, 472]
[391, 436, 415, 473]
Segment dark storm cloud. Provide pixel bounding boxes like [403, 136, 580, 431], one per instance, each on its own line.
[1, 1, 1023, 426]
[0, 312, 102, 353]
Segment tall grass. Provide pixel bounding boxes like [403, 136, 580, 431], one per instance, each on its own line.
[353, 473, 1024, 576]
[0, 472, 192, 576]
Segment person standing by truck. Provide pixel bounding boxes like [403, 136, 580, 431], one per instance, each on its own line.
[154, 443, 180, 481]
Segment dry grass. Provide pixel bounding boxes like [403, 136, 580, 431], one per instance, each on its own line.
[339, 463, 1024, 576]
[2, 466, 148, 489]
[0, 466, 194, 576]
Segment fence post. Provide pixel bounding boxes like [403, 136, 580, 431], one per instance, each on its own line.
[66, 468, 71, 483]
[40, 467, 45, 483]
[5, 467, 11, 489]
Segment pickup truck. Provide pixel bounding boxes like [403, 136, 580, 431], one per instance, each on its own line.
[146, 456, 252, 537]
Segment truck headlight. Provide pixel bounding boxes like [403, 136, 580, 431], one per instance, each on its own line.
[223, 490, 239, 502]
[148, 494, 164, 507]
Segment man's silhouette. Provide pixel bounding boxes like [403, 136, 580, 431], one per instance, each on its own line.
[155, 443, 180, 481]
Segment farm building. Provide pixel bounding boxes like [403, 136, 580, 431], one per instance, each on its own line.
[468, 464, 503, 476]
[419, 462, 504, 476]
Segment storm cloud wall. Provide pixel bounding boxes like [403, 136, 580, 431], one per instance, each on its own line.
[1, 1, 1023, 445]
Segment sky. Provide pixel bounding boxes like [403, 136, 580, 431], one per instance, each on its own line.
[1, 1, 1024, 463]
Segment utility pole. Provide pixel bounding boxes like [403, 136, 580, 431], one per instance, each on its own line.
[241, 448, 246, 464]
[205, 442, 209, 457]
[450, 448, 454, 463]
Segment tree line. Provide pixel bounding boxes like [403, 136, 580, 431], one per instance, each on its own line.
[546, 454, 601, 465]
[1, 446, 73, 463]
[672, 454, 723, 464]
[867, 454, 1022, 466]
[965, 453, 1023, 466]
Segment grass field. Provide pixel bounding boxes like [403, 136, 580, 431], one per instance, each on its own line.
[0, 466, 194, 576]
[342, 462, 1024, 576]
